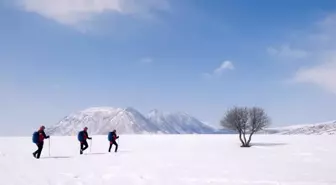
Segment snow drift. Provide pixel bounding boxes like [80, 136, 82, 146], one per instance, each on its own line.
[0, 135, 335, 185]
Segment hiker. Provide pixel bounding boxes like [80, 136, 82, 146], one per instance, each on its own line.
[108, 129, 119, 152]
[78, 127, 92, 154]
[32, 125, 50, 159]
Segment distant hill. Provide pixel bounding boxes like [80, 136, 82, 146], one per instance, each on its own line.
[264, 120, 336, 135]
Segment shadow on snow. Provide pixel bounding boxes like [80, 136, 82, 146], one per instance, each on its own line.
[41, 150, 132, 158]
[85, 152, 106, 155]
[251, 142, 288, 147]
[85, 150, 132, 155]
[41, 156, 73, 159]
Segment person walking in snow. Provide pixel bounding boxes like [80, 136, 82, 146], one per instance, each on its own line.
[32, 125, 50, 159]
[78, 127, 92, 154]
[108, 129, 119, 153]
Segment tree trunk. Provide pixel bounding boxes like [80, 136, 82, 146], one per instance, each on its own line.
[243, 126, 247, 145]
[242, 131, 247, 146]
[238, 131, 245, 146]
[239, 131, 251, 147]
[246, 131, 255, 147]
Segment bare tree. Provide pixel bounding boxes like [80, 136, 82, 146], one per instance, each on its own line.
[220, 106, 271, 147]
[220, 106, 249, 146]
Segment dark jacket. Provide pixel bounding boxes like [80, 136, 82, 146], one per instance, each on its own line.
[38, 130, 49, 144]
[83, 131, 92, 140]
[111, 132, 119, 141]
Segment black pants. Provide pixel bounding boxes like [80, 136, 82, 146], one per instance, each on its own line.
[33, 143, 43, 159]
[109, 140, 118, 152]
[80, 141, 88, 154]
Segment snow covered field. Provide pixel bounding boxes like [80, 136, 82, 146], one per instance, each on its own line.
[0, 135, 335, 185]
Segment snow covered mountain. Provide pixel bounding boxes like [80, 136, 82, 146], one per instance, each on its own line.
[47, 107, 161, 135]
[264, 120, 336, 135]
[147, 109, 216, 134]
[47, 107, 217, 135]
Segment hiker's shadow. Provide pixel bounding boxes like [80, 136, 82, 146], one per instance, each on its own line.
[85, 152, 106, 155]
[86, 151, 132, 155]
[42, 156, 73, 159]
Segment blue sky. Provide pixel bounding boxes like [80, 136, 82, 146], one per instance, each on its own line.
[1, 0, 336, 136]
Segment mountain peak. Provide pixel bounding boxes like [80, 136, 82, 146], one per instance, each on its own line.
[80, 107, 122, 114]
[148, 109, 162, 116]
[146, 109, 216, 134]
[125, 107, 142, 114]
[149, 109, 160, 113]
[148, 109, 191, 117]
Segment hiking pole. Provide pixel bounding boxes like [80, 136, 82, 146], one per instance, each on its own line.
[48, 138, 51, 157]
[90, 139, 92, 153]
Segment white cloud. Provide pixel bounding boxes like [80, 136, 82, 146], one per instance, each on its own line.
[279, 13, 336, 95]
[318, 13, 336, 29]
[140, 57, 153, 64]
[293, 53, 336, 94]
[267, 45, 308, 59]
[203, 60, 234, 78]
[15, 0, 169, 26]
[214, 61, 234, 73]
